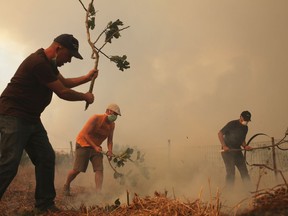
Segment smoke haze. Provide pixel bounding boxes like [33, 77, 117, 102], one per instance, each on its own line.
[1, 0, 287, 209]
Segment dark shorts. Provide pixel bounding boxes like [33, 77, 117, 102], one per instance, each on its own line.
[73, 144, 103, 172]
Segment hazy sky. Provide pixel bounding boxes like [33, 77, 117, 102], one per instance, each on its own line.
[1, 0, 288, 155]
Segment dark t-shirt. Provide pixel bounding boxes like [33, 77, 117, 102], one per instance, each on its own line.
[220, 119, 248, 149]
[0, 48, 59, 122]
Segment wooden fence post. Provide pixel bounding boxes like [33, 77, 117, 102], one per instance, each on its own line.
[70, 141, 74, 159]
[168, 139, 171, 167]
[271, 137, 278, 180]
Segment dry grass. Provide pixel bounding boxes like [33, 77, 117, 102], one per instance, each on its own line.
[1, 162, 288, 215]
[0, 163, 224, 216]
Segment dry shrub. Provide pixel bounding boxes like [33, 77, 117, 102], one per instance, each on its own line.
[238, 184, 288, 216]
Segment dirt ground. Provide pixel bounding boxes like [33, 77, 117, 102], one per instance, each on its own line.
[1, 161, 288, 216]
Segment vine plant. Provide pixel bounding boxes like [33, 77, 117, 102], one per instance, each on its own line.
[103, 147, 150, 185]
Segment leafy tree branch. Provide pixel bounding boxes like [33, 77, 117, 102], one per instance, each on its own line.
[78, 0, 130, 110]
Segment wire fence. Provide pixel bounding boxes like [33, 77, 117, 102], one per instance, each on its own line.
[51, 135, 288, 188]
[195, 138, 288, 187]
[55, 138, 288, 170]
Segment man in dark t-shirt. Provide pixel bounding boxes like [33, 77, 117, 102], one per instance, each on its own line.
[218, 111, 253, 189]
[0, 34, 98, 214]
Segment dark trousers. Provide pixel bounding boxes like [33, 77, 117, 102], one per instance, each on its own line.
[221, 151, 250, 187]
[0, 115, 56, 209]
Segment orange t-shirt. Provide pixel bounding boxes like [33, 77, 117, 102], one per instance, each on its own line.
[76, 114, 115, 147]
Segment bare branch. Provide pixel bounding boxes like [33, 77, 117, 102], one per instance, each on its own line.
[93, 28, 107, 45]
[98, 26, 130, 53]
[93, 45, 110, 60]
[78, 0, 88, 11]
[84, 1, 99, 110]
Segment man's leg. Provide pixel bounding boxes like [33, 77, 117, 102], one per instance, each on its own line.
[91, 152, 103, 193]
[65, 169, 81, 188]
[0, 116, 29, 199]
[63, 169, 80, 196]
[63, 146, 89, 196]
[95, 170, 103, 193]
[221, 152, 236, 187]
[25, 122, 56, 210]
[235, 152, 252, 189]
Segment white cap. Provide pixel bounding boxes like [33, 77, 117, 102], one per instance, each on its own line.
[107, 103, 121, 116]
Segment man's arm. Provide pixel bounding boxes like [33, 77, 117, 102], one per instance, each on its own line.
[46, 79, 94, 103]
[106, 130, 114, 160]
[218, 131, 229, 151]
[82, 116, 103, 152]
[58, 69, 98, 88]
[241, 141, 253, 150]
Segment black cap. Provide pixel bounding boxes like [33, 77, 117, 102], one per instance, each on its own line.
[241, 111, 252, 121]
[54, 34, 83, 59]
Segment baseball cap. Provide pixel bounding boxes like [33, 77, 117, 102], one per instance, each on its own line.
[241, 111, 252, 121]
[54, 34, 83, 59]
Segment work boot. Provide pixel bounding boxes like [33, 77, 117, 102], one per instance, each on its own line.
[63, 184, 71, 196]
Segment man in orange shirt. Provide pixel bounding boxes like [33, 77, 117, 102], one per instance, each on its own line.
[63, 104, 121, 195]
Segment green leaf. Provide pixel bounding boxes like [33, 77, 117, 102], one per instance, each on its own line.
[117, 161, 122, 167]
[88, 4, 96, 16]
[126, 148, 134, 155]
[105, 19, 124, 43]
[114, 198, 121, 206]
[110, 55, 130, 71]
[88, 17, 95, 30]
[113, 172, 123, 179]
